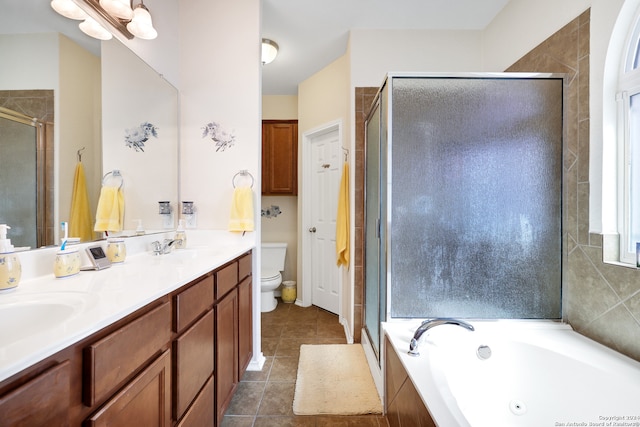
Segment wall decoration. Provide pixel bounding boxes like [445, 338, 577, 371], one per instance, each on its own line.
[202, 121, 236, 152]
[261, 205, 282, 218]
[124, 122, 158, 152]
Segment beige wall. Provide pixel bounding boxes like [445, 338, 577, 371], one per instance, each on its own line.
[262, 95, 298, 120]
[261, 95, 299, 284]
[298, 54, 352, 335]
[179, 0, 261, 231]
[59, 34, 101, 238]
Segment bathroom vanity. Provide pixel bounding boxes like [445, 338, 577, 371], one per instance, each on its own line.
[0, 233, 254, 426]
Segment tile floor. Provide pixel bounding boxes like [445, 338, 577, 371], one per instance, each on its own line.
[222, 300, 389, 427]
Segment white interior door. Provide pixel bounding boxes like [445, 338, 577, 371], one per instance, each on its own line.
[308, 127, 341, 314]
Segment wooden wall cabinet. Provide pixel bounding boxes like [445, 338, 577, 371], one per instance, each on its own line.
[385, 335, 436, 427]
[262, 120, 298, 195]
[0, 250, 253, 427]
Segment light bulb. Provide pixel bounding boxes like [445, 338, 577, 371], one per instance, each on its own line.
[99, 0, 133, 20]
[79, 17, 113, 40]
[126, 4, 157, 40]
[51, 0, 87, 20]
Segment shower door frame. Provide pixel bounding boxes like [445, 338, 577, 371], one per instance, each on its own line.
[0, 106, 51, 248]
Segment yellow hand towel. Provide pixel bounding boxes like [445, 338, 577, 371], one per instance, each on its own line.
[336, 162, 350, 267]
[229, 186, 254, 232]
[94, 186, 124, 232]
[69, 162, 94, 242]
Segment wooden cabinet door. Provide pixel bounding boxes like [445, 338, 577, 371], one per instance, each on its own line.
[0, 361, 70, 427]
[85, 349, 171, 427]
[237, 276, 253, 377]
[215, 289, 238, 424]
[173, 309, 214, 420]
[262, 120, 298, 195]
[175, 375, 214, 427]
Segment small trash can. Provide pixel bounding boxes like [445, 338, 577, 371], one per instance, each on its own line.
[281, 281, 296, 303]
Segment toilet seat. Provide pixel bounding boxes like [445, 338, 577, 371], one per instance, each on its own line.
[261, 269, 281, 282]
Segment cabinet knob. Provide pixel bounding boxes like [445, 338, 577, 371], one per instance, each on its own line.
[309, 227, 316, 233]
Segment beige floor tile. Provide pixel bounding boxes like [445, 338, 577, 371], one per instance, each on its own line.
[257, 382, 295, 416]
[268, 356, 298, 382]
[225, 381, 266, 415]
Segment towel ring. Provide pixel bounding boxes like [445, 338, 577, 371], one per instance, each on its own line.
[232, 170, 254, 189]
[103, 170, 124, 189]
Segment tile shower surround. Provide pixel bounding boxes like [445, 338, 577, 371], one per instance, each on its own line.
[355, 9, 640, 361]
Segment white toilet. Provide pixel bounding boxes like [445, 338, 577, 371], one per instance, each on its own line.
[261, 243, 287, 312]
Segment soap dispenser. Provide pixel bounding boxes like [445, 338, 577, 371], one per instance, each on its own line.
[175, 219, 186, 249]
[135, 219, 145, 236]
[0, 224, 22, 292]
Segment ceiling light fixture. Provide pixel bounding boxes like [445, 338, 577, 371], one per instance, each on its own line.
[50, 0, 157, 41]
[262, 39, 279, 65]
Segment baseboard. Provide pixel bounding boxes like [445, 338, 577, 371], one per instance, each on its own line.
[340, 316, 354, 344]
[246, 352, 266, 371]
[361, 329, 384, 401]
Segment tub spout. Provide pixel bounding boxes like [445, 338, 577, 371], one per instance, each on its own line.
[408, 318, 474, 356]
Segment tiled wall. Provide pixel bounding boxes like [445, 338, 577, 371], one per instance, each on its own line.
[355, 9, 640, 361]
[508, 10, 640, 362]
[354, 87, 379, 343]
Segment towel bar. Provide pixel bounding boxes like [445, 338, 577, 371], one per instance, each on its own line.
[102, 170, 124, 188]
[232, 170, 254, 188]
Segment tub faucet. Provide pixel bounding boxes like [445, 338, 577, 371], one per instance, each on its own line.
[408, 318, 474, 356]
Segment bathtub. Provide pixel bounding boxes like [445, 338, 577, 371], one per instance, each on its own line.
[382, 320, 640, 427]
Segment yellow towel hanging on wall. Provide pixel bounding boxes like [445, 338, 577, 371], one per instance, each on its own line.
[229, 186, 254, 232]
[69, 162, 94, 241]
[94, 186, 124, 232]
[336, 162, 350, 267]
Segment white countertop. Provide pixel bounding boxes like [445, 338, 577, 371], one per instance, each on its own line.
[0, 230, 255, 383]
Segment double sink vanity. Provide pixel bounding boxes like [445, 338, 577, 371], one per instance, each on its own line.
[0, 230, 255, 426]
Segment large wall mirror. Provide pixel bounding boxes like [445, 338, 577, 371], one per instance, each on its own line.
[0, 0, 178, 250]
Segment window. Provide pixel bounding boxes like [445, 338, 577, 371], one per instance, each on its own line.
[619, 13, 640, 264]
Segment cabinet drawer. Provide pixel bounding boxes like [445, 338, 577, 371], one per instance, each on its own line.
[174, 273, 214, 333]
[84, 302, 172, 406]
[173, 309, 214, 419]
[85, 349, 171, 427]
[215, 261, 238, 299]
[238, 252, 252, 280]
[175, 374, 214, 427]
[0, 361, 70, 426]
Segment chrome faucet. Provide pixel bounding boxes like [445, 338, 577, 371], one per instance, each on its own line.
[151, 238, 182, 255]
[408, 318, 474, 356]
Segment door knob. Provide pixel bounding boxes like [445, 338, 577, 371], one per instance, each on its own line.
[309, 227, 316, 233]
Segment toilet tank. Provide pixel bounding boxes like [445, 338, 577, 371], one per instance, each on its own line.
[261, 243, 287, 271]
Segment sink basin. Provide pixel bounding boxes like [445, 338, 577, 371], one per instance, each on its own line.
[148, 247, 218, 261]
[0, 293, 96, 345]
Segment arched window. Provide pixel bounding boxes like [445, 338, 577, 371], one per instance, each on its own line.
[618, 12, 640, 264]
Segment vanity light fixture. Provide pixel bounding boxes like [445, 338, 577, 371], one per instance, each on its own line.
[262, 39, 279, 65]
[79, 16, 113, 40]
[99, 0, 133, 20]
[50, 0, 88, 19]
[50, 0, 157, 41]
[127, 1, 158, 40]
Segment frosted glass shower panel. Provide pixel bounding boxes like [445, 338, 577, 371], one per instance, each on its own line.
[389, 77, 563, 319]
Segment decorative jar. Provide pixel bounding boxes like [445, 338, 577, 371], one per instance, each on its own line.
[107, 238, 126, 263]
[54, 248, 81, 278]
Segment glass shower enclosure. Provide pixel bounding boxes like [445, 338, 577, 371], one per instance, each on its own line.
[364, 73, 564, 363]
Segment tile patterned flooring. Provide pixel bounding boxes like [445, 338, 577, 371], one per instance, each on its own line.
[222, 300, 389, 427]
